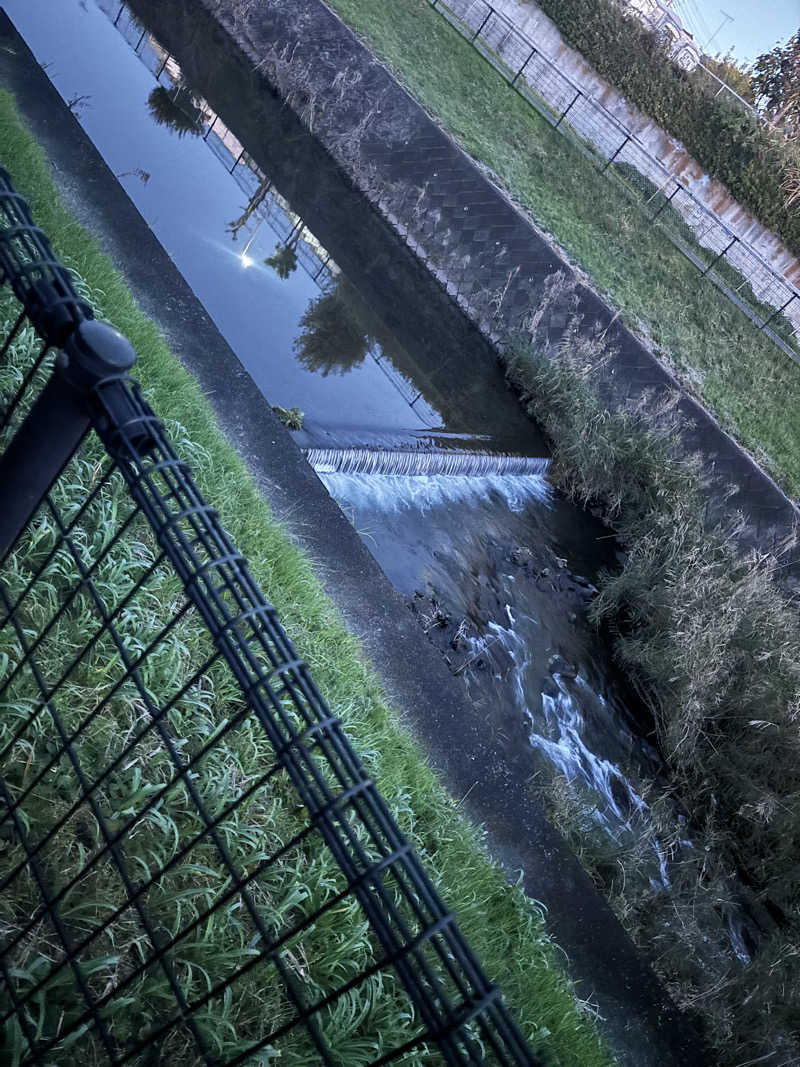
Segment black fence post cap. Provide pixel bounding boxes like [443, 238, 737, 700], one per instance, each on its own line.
[62, 318, 137, 388]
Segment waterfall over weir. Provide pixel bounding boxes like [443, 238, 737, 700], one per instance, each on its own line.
[312, 453, 552, 513]
[305, 447, 551, 478]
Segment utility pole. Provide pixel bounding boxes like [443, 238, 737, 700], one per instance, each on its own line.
[704, 9, 733, 55]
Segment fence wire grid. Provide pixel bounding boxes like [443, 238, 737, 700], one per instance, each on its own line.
[0, 172, 539, 1066]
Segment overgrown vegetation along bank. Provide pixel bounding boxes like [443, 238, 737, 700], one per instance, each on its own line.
[503, 276, 800, 1066]
[527, 0, 800, 258]
[326, 0, 800, 499]
[0, 91, 612, 1065]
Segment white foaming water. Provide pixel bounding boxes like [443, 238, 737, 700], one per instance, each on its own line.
[306, 447, 551, 478]
[319, 471, 552, 513]
[536, 680, 649, 823]
[470, 621, 671, 888]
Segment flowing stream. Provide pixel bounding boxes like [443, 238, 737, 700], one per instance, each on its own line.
[315, 458, 669, 877]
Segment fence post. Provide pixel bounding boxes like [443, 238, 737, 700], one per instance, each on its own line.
[0, 320, 138, 559]
[702, 235, 737, 276]
[472, 7, 493, 42]
[554, 89, 581, 129]
[651, 183, 680, 222]
[313, 253, 332, 281]
[645, 174, 674, 206]
[761, 292, 798, 330]
[601, 134, 631, 173]
[511, 46, 536, 87]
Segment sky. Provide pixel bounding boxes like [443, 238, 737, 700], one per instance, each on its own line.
[671, 0, 798, 63]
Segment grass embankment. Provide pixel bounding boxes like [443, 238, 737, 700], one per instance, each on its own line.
[504, 278, 800, 1066]
[0, 92, 610, 1064]
[325, 0, 800, 499]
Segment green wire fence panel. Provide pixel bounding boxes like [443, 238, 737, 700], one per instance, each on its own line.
[0, 168, 538, 1066]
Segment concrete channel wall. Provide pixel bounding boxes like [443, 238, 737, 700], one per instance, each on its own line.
[194, 0, 799, 589]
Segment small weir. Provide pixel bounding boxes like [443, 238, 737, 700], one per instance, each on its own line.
[307, 447, 553, 511]
[305, 446, 551, 477]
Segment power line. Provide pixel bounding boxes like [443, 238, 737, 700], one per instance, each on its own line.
[676, 0, 714, 43]
[672, 0, 704, 37]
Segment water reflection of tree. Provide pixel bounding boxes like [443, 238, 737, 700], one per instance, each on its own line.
[264, 219, 303, 280]
[295, 275, 423, 382]
[294, 277, 372, 376]
[147, 84, 206, 138]
[295, 275, 455, 422]
[227, 179, 273, 242]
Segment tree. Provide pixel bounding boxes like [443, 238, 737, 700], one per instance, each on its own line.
[751, 32, 800, 137]
[147, 84, 206, 138]
[293, 277, 371, 376]
[702, 49, 755, 105]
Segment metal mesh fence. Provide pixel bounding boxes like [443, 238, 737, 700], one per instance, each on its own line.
[0, 173, 538, 1065]
[206, 123, 238, 170]
[428, 0, 800, 360]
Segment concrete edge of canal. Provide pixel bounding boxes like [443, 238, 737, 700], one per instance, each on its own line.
[0, 10, 707, 1065]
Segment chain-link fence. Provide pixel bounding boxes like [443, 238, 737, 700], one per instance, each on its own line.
[430, 0, 800, 362]
[0, 169, 539, 1065]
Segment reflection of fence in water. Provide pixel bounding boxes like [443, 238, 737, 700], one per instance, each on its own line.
[0, 169, 538, 1065]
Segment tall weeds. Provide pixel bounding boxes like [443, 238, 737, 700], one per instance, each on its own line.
[504, 275, 800, 1065]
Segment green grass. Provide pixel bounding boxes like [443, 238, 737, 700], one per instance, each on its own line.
[324, 0, 800, 499]
[0, 91, 612, 1064]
